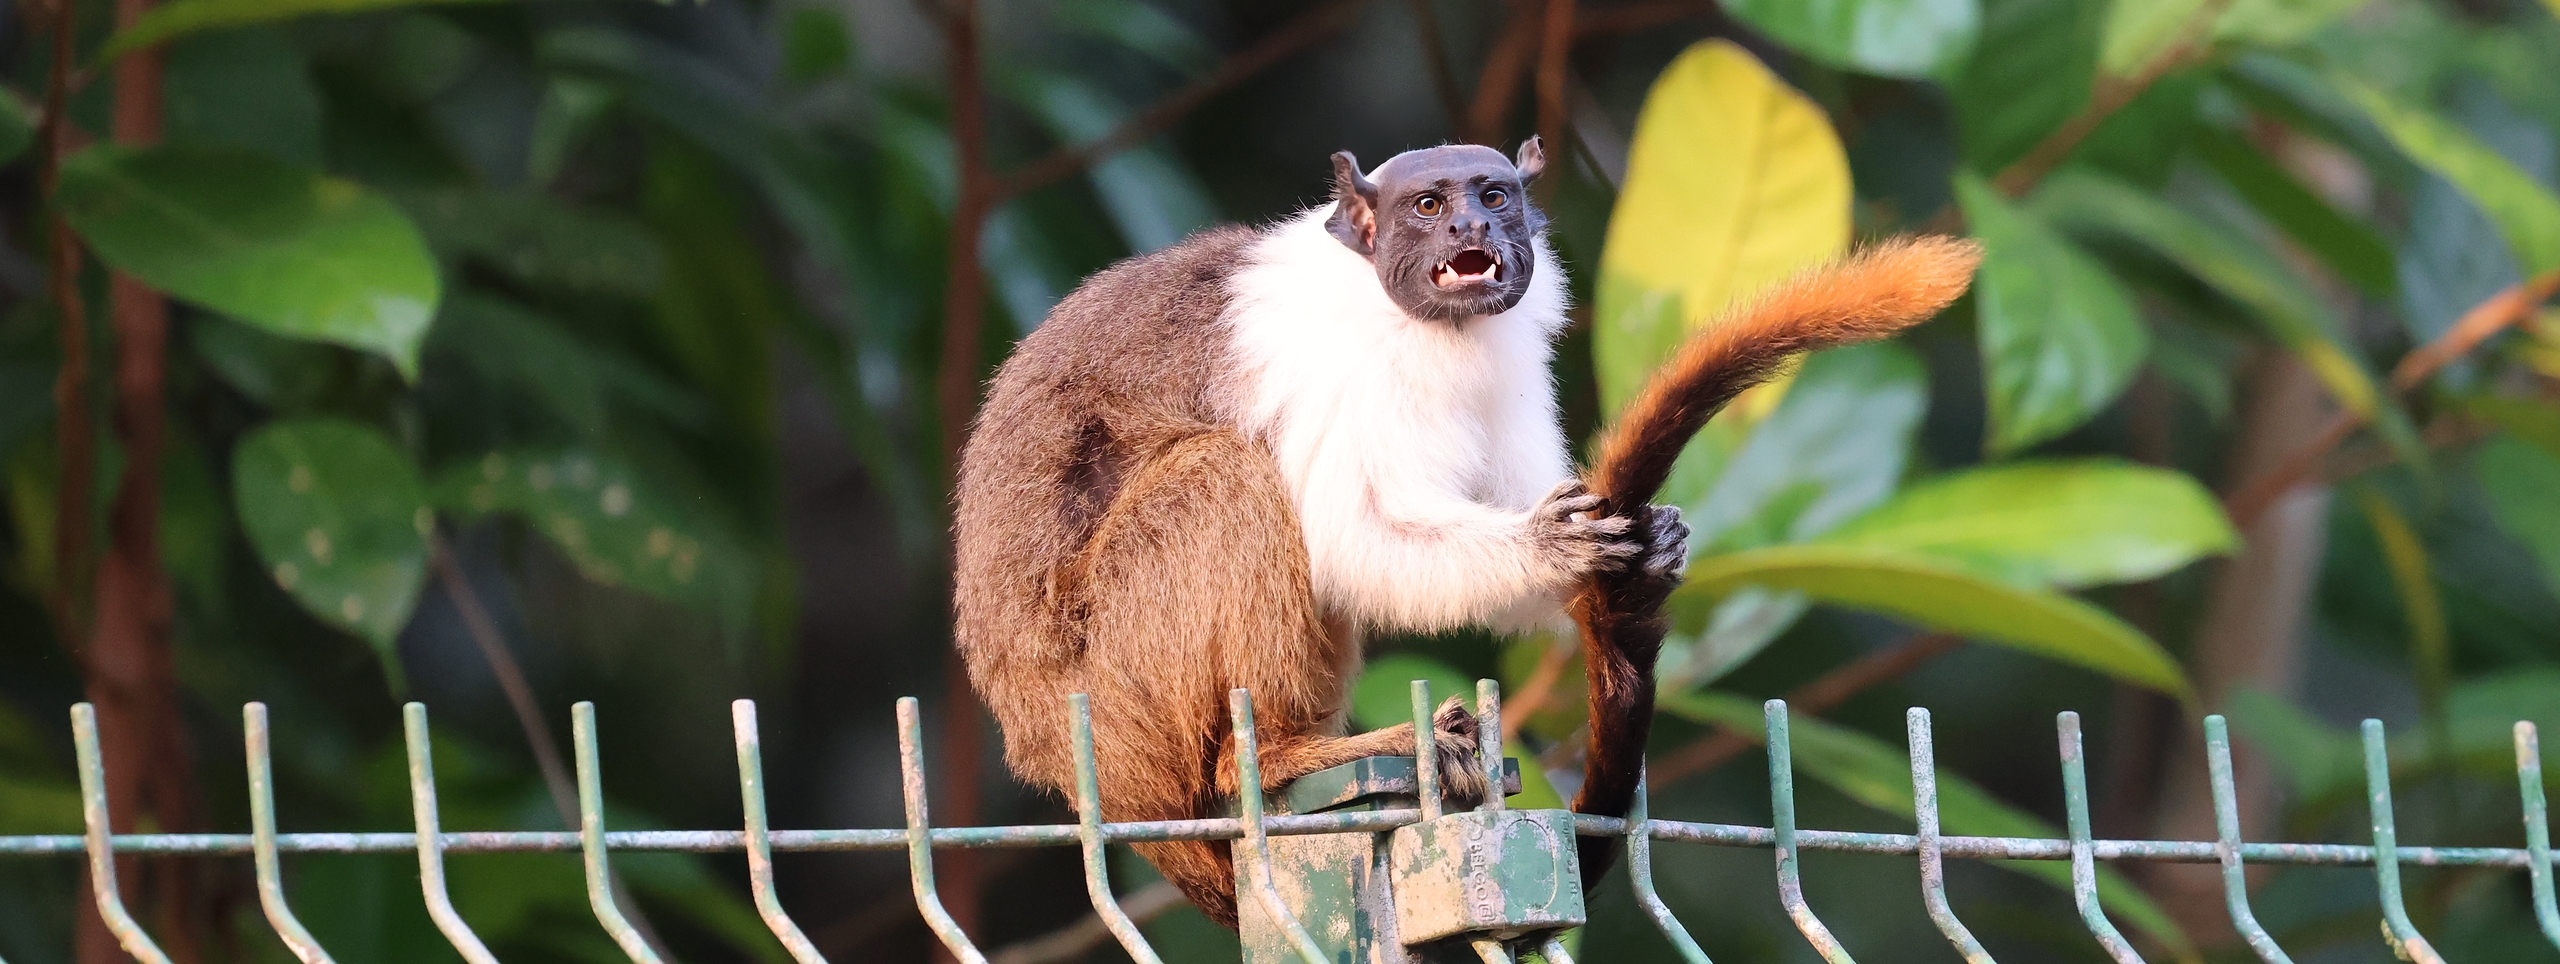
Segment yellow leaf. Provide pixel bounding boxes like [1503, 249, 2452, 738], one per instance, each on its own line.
[1593, 39, 1850, 417]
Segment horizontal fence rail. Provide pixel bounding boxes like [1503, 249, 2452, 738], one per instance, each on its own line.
[0, 686, 2553, 964]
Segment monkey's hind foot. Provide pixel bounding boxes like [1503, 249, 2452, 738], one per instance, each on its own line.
[1426, 696, 1493, 809]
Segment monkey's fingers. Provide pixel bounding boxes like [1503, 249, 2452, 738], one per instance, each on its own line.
[1642, 506, 1690, 581]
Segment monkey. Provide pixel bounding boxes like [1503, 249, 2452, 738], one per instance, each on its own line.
[952, 136, 1982, 926]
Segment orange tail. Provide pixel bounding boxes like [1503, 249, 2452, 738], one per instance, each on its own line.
[1567, 235, 1982, 883]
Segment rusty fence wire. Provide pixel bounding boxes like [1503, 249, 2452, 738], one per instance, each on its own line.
[1, 681, 2556, 964]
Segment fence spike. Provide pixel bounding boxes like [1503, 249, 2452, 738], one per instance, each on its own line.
[1627, 774, 1713, 964]
[2203, 715, 2294, 963]
[895, 698, 990, 964]
[1471, 937, 1516, 964]
[1476, 679, 1505, 812]
[1229, 688, 1330, 964]
[574, 702, 670, 963]
[1766, 701, 1854, 964]
[405, 703, 502, 964]
[1066, 694, 1167, 964]
[2056, 713, 2143, 964]
[2519, 722, 2560, 951]
[1908, 708, 1997, 964]
[1537, 933, 1578, 964]
[2361, 719, 2446, 964]
[731, 700, 828, 964]
[1413, 680, 1442, 821]
[245, 704, 338, 963]
[69, 703, 175, 964]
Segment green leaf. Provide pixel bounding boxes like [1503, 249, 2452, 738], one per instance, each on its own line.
[2353, 490, 2448, 715]
[1956, 173, 2148, 454]
[430, 295, 610, 437]
[998, 70, 1217, 253]
[2029, 169, 2400, 444]
[57, 144, 440, 378]
[165, 26, 322, 167]
[1596, 39, 1850, 415]
[1050, 0, 1217, 75]
[1816, 460, 2237, 588]
[433, 449, 733, 615]
[2335, 77, 2560, 275]
[97, 0, 506, 63]
[2477, 436, 2560, 599]
[2211, 0, 2369, 48]
[1660, 691, 2196, 957]
[1657, 587, 1810, 694]
[2191, 125, 2395, 296]
[1720, 0, 1981, 79]
[0, 85, 38, 169]
[2097, 0, 2207, 77]
[400, 189, 665, 299]
[1686, 343, 1927, 550]
[2467, 396, 2560, 459]
[1947, 0, 2103, 172]
[1677, 546, 2191, 695]
[231, 418, 430, 676]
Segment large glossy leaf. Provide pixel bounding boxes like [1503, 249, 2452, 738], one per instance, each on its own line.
[2191, 125, 2395, 296]
[232, 419, 430, 672]
[2336, 78, 2560, 275]
[2029, 170, 2397, 440]
[1661, 691, 2195, 956]
[57, 144, 440, 378]
[98, 0, 506, 62]
[1676, 546, 2190, 695]
[1594, 39, 1849, 415]
[2096, 0, 2207, 77]
[1721, 0, 1981, 79]
[2353, 490, 2449, 712]
[1685, 343, 1926, 549]
[401, 189, 665, 299]
[2477, 436, 2560, 598]
[2211, 0, 2369, 48]
[1815, 460, 2236, 588]
[433, 449, 736, 617]
[2230, 672, 2560, 801]
[1956, 173, 2148, 454]
[1948, 0, 2103, 171]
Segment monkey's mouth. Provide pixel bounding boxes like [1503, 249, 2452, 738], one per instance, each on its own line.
[1432, 248, 1503, 289]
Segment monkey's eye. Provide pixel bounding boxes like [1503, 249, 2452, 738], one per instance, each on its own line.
[1415, 195, 1443, 218]
[1483, 189, 1508, 210]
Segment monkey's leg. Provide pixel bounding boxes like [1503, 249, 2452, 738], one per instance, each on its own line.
[1072, 430, 1336, 929]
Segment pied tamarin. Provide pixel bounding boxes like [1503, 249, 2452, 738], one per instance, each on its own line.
[954, 138, 1981, 925]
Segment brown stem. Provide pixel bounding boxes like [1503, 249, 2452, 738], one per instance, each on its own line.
[2223, 266, 2560, 530]
[928, 0, 992, 948]
[984, 881, 1186, 964]
[1533, 0, 1577, 161]
[41, 0, 91, 655]
[1500, 633, 1577, 742]
[79, 4, 208, 960]
[1644, 633, 1961, 788]
[429, 538, 673, 954]
[1990, 0, 2229, 197]
[1405, 0, 1469, 133]
[430, 541, 577, 824]
[1465, 0, 1545, 146]
[995, 0, 1369, 202]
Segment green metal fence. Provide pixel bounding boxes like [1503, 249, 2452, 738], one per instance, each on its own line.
[2, 680, 2556, 964]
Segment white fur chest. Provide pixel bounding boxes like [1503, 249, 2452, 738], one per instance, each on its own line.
[1220, 209, 1574, 631]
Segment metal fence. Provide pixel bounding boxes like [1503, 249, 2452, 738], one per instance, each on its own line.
[1, 679, 2556, 964]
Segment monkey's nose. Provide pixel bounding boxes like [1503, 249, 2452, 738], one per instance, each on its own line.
[1447, 215, 1489, 238]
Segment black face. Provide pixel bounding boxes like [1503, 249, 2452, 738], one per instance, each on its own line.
[1327, 139, 1549, 321]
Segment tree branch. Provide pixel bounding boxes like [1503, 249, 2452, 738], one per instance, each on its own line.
[1465, 1, 1545, 146]
[1534, 0, 1578, 161]
[995, 0, 1370, 202]
[2223, 266, 2560, 530]
[1644, 633, 1962, 788]
[1990, 0, 2230, 197]
[985, 881, 1186, 964]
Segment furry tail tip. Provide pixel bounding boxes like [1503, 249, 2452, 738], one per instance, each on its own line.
[1591, 235, 1983, 504]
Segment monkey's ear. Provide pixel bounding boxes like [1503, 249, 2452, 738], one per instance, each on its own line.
[1327, 151, 1380, 257]
[1514, 136, 1547, 184]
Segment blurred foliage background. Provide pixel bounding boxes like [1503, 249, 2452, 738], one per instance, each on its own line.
[2, 0, 2559, 961]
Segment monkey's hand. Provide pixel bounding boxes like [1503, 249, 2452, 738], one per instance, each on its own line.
[1529, 480, 1643, 581]
[1628, 503, 1690, 610]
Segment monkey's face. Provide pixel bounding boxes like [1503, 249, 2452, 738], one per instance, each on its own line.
[1326, 140, 1549, 322]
